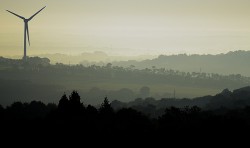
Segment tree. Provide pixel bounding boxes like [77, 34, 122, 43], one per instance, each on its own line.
[69, 91, 85, 113]
[0, 104, 4, 116]
[69, 91, 81, 106]
[58, 93, 69, 112]
[99, 97, 114, 115]
[86, 105, 98, 115]
[27, 101, 48, 118]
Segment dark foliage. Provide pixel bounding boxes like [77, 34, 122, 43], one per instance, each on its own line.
[0, 91, 250, 143]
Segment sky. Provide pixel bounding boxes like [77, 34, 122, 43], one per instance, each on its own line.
[1, 0, 250, 57]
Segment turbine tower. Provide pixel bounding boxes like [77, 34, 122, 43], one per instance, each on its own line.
[6, 6, 46, 60]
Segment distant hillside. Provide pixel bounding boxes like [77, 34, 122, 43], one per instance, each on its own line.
[112, 50, 250, 76]
[111, 86, 250, 117]
[1, 56, 250, 106]
[37, 51, 155, 65]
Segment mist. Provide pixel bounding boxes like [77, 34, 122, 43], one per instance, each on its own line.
[1, 0, 250, 141]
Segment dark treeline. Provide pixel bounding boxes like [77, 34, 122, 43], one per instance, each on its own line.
[1, 90, 250, 141]
[0, 56, 249, 89]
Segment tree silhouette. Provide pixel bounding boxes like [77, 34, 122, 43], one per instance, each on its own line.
[116, 108, 152, 133]
[2, 90, 250, 140]
[58, 93, 69, 112]
[0, 104, 4, 117]
[86, 105, 98, 115]
[26, 101, 48, 118]
[98, 97, 115, 131]
[85, 105, 98, 128]
[99, 97, 114, 115]
[69, 91, 81, 104]
[68, 91, 85, 114]
[57, 91, 85, 117]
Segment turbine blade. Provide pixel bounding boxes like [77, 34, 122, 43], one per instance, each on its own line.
[6, 10, 25, 19]
[26, 23, 30, 46]
[28, 6, 46, 21]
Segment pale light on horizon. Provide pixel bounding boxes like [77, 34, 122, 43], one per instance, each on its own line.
[1, 0, 250, 57]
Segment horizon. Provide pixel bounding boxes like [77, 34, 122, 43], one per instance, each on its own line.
[1, 0, 250, 57]
[3, 49, 249, 57]
[2, 50, 249, 66]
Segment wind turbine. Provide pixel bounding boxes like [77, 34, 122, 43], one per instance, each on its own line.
[6, 6, 46, 60]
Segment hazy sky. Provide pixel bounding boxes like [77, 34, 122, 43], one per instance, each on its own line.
[1, 0, 250, 56]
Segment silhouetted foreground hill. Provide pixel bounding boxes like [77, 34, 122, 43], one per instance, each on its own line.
[1, 90, 250, 142]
